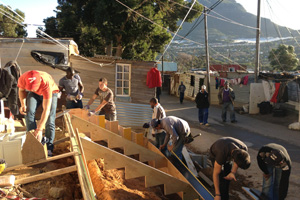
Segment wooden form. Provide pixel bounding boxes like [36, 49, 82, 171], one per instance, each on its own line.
[21, 132, 47, 164]
[182, 146, 198, 176]
[15, 165, 77, 185]
[81, 138, 193, 196]
[64, 113, 96, 200]
[5, 151, 76, 172]
[71, 115, 166, 167]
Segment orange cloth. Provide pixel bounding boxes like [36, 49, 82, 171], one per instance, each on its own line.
[18, 71, 59, 99]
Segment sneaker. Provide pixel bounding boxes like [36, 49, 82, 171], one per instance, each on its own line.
[47, 150, 53, 157]
[205, 123, 210, 126]
[231, 120, 237, 123]
[200, 123, 203, 125]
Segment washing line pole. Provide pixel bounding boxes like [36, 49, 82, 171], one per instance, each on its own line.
[255, 0, 261, 83]
[204, 7, 211, 103]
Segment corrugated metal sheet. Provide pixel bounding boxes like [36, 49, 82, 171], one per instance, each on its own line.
[82, 98, 152, 126]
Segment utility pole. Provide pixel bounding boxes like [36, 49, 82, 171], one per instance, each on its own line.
[255, 0, 261, 83]
[204, 7, 211, 102]
[162, 55, 164, 83]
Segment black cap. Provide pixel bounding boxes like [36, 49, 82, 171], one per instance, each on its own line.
[150, 119, 160, 128]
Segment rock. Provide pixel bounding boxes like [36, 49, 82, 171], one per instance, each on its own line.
[288, 122, 300, 130]
[49, 187, 65, 198]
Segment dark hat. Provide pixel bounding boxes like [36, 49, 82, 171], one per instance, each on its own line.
[150, 119, 160, 128]
[264, 150, 283, 166]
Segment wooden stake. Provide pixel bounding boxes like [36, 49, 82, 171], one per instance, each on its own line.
[15, 165, 77, 185]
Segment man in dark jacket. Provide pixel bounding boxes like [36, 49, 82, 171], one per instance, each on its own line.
[257, 143, 291, 200]
[210, 137, 251, 200]
[218, 81, 237, 123]
[178, 82, 186, 104]
[195, 85, 209, 126]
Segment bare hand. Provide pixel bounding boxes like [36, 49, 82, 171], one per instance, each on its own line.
[214, 195, 221, 200]
[34, 129, 43, 142]
[167, 144, 174, 151]
[224, 172, 237, 181]
[19, 106, 27, 115]
[263, 173, 271, 181]
[159, 145, 166, 151]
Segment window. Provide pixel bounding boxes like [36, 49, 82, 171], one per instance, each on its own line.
[116, 64, 131, 96]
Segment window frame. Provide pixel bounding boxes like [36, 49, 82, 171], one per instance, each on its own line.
[115, 63, 131, 97]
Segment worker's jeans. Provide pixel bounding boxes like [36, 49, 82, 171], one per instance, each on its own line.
[26, 92, 58, 151]
[179, 92, 184, 103]
[66, 99, 83, 109]
[262, 166, 291, 200]
[171, 136, 184, 160]
[198, 108, 209, 124]
[155, 131, 167, 155]
[221, 102, 235, 121]
[99, 110, 117, 121]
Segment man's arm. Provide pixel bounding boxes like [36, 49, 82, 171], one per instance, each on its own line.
[224, 162, 238, 181]
[213, 161, 222, 199]
[38, 97, 52, 132]
[78, 81, 84, 94]
[95, 100, 108, 112]
[19, 88, 28, 115]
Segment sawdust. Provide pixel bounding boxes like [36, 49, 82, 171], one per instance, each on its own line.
[88, 159, 168, 200]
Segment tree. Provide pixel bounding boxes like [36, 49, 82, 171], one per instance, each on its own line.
[0, 5, 27, 37]
[268, 44, 299, 71]
[43, 0, 202, 60]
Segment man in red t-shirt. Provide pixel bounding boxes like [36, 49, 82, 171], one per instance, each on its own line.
[18, 70, 59, 156]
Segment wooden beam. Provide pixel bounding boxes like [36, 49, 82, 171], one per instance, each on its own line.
[242, 187, 260, 200]
[5, 152, 76, 172]
[198, 171, 213, 187]
[182, 147, 198, 176]
[105, 120, 119, 134]
[71, 115, 166, 167]
[21, 132, 47, 164]
[64, 113, 96, 200]
[81, 138, 192, 196]
[15, 165, 77, 185]
[53, 136, 70, 145]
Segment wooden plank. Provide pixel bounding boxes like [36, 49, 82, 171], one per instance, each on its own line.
[135, 133, 144, 146]
[182, 147, 198, 176]
[198, 172, 213, 187]
[105, 120, 119, 134]
[4, 152, 76, 172]
[98, 115, 105, 128]
[21, 132, 47, 164]
[71, 115, 166, 167]
[53, 136, 70, 145]
[15, 165, 77, 185]
[81, 138, 192, 196]
[64, 113, 96, 200]
[242, 187, 260, 200]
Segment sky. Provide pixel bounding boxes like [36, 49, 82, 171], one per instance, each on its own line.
[2, 0, 300, 38]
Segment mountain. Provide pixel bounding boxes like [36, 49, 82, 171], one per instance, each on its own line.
[179, 0, 298, 42]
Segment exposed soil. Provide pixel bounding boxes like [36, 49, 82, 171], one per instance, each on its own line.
[88, 158, 168, 200]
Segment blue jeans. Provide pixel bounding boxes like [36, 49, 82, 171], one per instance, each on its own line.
[262, 166, 290, 200]
[179, 92, 184, 103]
[198, 108, 209, 124]
[66, 99, 83, 109]
[169, 136, 184, 160]
[26, 92, 58, 151]
[222, 102, 235, 121]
